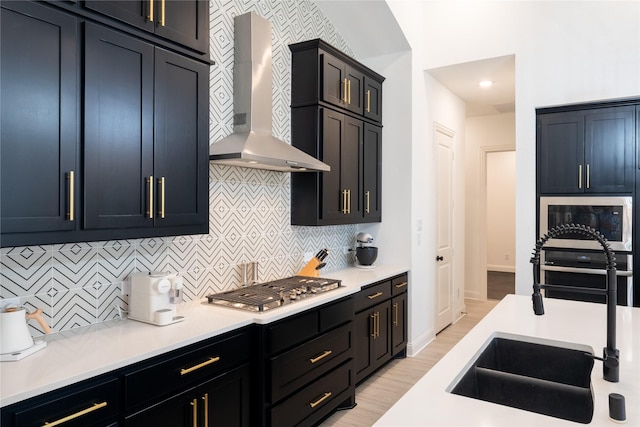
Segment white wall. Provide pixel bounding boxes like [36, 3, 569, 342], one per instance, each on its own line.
[465, 113, 515, 299]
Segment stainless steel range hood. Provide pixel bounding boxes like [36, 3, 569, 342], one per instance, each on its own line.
[209, 12, 330, 172]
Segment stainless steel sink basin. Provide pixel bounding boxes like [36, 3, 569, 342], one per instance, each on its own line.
[447, 332, 595, 424]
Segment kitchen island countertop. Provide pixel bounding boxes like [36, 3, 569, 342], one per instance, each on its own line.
[0, 264, 408, 407]
[375, 294, 640, 426]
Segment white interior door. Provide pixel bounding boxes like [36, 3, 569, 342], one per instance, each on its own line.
[435, 125, 454, 333]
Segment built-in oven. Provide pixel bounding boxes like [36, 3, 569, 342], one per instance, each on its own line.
[539, 196, 632, 252]
[541, 250, 633, 306]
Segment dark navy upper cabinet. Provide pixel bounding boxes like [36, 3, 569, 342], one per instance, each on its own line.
[538, 105, 635, 194]
[0, 2, 79, 238]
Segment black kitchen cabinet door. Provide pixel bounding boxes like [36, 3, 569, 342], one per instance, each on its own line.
[85, 1, 208, 53]
[391, 293, 408, 355]
[153, 49, 208, 228]
[538, 112, 584, 194]
[84, 23, 155, 230]
[363, 124, 382, 222]
[584, 107, 635, 193]
[124, 386, 196, 427]
[0, 2, 78, 235]
[537, 106, 634, 194]
[364, 76, 382, 123]
[198, 364, 251, 427]
[354, 300, 391, 384]
[321, 109, 363, 222]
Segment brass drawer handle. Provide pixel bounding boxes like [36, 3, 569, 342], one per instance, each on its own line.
[191, 398, 198, 427]
[148, 0, 154, 22]
[147, 175, 154, 219]
[309, 350, 332, 364]
[67, 170, 75, 221]
[161, 0, 165, 26]
[342, 78, 348, 103]
[202, 393, 209, 427]
[394, 302, 399, 326]
[159, 176, 165, 219]
[366, 89, 371, 112]
[368, 291, 383, 300]
[180, 356, 220, 375]
[42, 402, 107, 426]
[365, 190, 370, 214]
[370, 313, 375, 338]
[309, 392, 332, 408]
[395, 282, 408, 289]
[347, 79, 351, 104]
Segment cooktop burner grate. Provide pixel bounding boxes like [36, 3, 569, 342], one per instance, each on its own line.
[206, 276, 341, 312]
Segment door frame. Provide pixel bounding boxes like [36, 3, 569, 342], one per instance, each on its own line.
[479, 145, 516, 300]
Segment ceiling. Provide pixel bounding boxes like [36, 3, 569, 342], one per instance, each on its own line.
[427, 55, 516, 117]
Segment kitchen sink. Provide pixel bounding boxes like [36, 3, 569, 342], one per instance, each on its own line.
[447, 332, 595, 424]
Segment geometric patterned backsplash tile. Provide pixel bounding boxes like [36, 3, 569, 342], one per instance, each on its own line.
[0, 0, 358, 336]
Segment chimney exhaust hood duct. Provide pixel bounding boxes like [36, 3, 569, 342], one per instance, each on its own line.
[209, 12, 330, 173]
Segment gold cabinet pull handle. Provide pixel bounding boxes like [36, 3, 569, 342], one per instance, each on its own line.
[309, 350, 332, 364]
[309, 392, 332, 408]
[180, 356, 220, 375]
[148, 0, 154, 22]
[159, 176, 165, 219]
[374, 312, 380, 338]
[342, 78, 348, 103]
[366, 89, 371, 112]
[368, 291, 383, 300]
[191, 398, 198, 427]
[347, 189, 351, 214]
[370, 313, 375, 338]
[347, 79, 351, 104]
[202, 393, 209, 427]
[42, 402, 107, 426]
[147, 175, 154, 219]
[578, 164, 582, 189]
[395, 282, 408, 289]
[161, 0, 165, 26]
[586, 163, 590, 189]
[394, 302, 399, 326]
[365, 190, 370, 214]
[67, 170, 75, 221]
[342, 190, 347, 214]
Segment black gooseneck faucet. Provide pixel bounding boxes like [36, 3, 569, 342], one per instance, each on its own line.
[530, 224, 620, 382]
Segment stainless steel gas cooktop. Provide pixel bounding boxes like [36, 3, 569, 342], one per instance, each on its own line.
[205, 276, 341, 312]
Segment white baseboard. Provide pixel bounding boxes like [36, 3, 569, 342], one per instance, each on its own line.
[407, 328, 434, 357]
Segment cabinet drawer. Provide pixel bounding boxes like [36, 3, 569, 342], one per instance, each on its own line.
[124, 331, 251, 410]
[266, 310, 318, 354]
[270, 323, 353, 402]
[392, 274, 409, 296]
[7, 377, 119, 427]
[270, 361, 353, 427]
[355, 280, 391, 312]
[319, 296, 353, 331]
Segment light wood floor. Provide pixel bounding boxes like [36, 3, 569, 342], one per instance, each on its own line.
[320, 298, 499, 426]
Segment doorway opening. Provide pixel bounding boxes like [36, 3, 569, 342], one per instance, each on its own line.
[484, 149, 516, 300]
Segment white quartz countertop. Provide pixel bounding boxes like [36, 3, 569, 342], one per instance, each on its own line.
[375, 294, 640, 426]
[0, 264, 408, 407]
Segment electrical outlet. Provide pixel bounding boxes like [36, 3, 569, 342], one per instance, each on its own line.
[120, 280, 130, 296]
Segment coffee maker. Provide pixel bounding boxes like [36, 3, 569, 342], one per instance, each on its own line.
[128, 272, 185, 326]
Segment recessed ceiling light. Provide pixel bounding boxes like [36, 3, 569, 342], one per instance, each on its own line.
[479, 80, 494, 88]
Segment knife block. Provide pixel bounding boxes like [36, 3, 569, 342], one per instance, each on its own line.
[298, 257, 320, 277]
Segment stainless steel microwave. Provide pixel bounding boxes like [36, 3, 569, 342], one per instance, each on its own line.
[539, 196, 632, 252]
